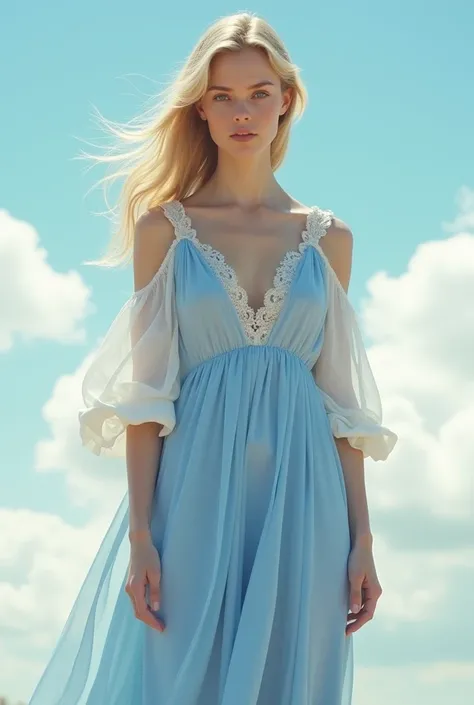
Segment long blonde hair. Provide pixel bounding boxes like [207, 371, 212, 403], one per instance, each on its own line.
[80, 11, 308, 267]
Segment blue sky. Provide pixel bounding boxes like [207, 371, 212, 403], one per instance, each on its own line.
[1, 1, 473, 703]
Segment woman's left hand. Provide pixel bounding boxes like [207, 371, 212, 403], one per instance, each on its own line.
[346, 536, 382, 636]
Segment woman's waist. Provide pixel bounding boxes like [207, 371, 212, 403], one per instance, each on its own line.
[180, 344, 313, 387]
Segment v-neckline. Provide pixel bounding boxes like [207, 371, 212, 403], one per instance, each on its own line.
[170, 200, 319, 345]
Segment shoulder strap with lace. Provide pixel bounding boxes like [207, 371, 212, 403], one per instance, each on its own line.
[159, 200, 196, 241]
[304, 206, 334, 247]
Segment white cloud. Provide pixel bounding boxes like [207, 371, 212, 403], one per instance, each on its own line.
[361, 207, 474, 522]
[365, 397, 474, 520]
[0, 509, 103, 639]
[0, 210, 93, 351]
[371, 533, 474, 623]
[354, 662, 474, 705]
[34, 352, 127, 512]
[442, 184, 474, 234]
[0, 507, 114, 701]
[364, 233, 474, 395]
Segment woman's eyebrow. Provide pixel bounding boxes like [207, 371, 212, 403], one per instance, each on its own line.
[207, 80, 275, 92]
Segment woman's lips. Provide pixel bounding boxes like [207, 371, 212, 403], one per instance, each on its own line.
[230, 133, 257, 141]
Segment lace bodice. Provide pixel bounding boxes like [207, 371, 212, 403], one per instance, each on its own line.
[161, 200, 334, 345]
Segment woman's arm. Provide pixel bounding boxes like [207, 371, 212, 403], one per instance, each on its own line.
[320, 220, 372, 547]
[126, 209, 176, 545]
[126, 424, 164, 541]
[334, 437, 372, 546]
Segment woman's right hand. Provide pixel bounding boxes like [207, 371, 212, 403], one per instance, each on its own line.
[125, 535, 166, 632]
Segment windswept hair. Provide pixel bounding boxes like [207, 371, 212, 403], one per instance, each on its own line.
[79, 11, 308, 267]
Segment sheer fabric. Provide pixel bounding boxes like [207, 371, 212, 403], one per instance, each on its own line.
[312, 246, 397, 461]
[78, 243, 180, 457]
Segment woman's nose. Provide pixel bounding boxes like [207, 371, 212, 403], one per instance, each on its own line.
[232, 102, 252, 121]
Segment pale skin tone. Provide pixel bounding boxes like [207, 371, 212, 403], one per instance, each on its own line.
[125, 45, 382, 637]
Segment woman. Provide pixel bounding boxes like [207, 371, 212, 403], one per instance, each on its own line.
[28, 11, 397, 705]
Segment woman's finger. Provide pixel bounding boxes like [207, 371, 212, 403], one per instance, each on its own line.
[127, 581, 165, 632]
[346, 612, 372, 635]
[135, 600, 165, 632]
[346, 596, 377, 635]
[147, 570, 162, 612]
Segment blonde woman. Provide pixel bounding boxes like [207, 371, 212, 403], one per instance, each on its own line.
[28, 11, 397, 705]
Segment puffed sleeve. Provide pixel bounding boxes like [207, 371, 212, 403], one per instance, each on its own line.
[311, 249, 398, 461]
[78, 245, 180, 457]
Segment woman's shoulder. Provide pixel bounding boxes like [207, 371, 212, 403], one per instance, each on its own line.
[320, 216, 353, 293]
[133, 206, 179, 291]
[135, 205, 178, 238]
[324, 214, 353, 244]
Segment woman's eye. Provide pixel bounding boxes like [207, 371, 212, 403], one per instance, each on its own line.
[212, 91, 269, 101]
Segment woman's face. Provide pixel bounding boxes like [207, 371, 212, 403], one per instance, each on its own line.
[196, 46, 292, 157]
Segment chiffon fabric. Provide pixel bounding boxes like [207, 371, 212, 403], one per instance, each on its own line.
[28, 200, 397, 705]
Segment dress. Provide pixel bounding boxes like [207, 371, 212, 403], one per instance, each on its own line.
[28, 200, 397, 705]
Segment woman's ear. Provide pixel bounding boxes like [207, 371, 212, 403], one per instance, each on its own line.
[280, 86, 293, 116]
[195, 102, 207, 121]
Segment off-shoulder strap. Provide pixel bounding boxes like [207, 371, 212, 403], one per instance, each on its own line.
[305, 206, 335, 245]
[161, 200, 334, 246]
[160, 200, 196, 241]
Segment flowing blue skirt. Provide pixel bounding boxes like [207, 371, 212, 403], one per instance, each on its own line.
[29, 346, 354, 705]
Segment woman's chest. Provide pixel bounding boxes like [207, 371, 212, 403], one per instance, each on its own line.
[173, 238, 329, 350]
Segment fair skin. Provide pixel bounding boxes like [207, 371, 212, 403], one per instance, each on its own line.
[125, 45, 382, 637]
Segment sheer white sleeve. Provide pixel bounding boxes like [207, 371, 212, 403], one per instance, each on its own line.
[78, 246, 180, 457]
[312, 249, 398, 461]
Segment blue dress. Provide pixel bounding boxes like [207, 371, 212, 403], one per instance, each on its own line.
[28, 200, 397, 705]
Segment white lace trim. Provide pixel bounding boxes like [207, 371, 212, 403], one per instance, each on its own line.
[161, 200, 334, 345]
